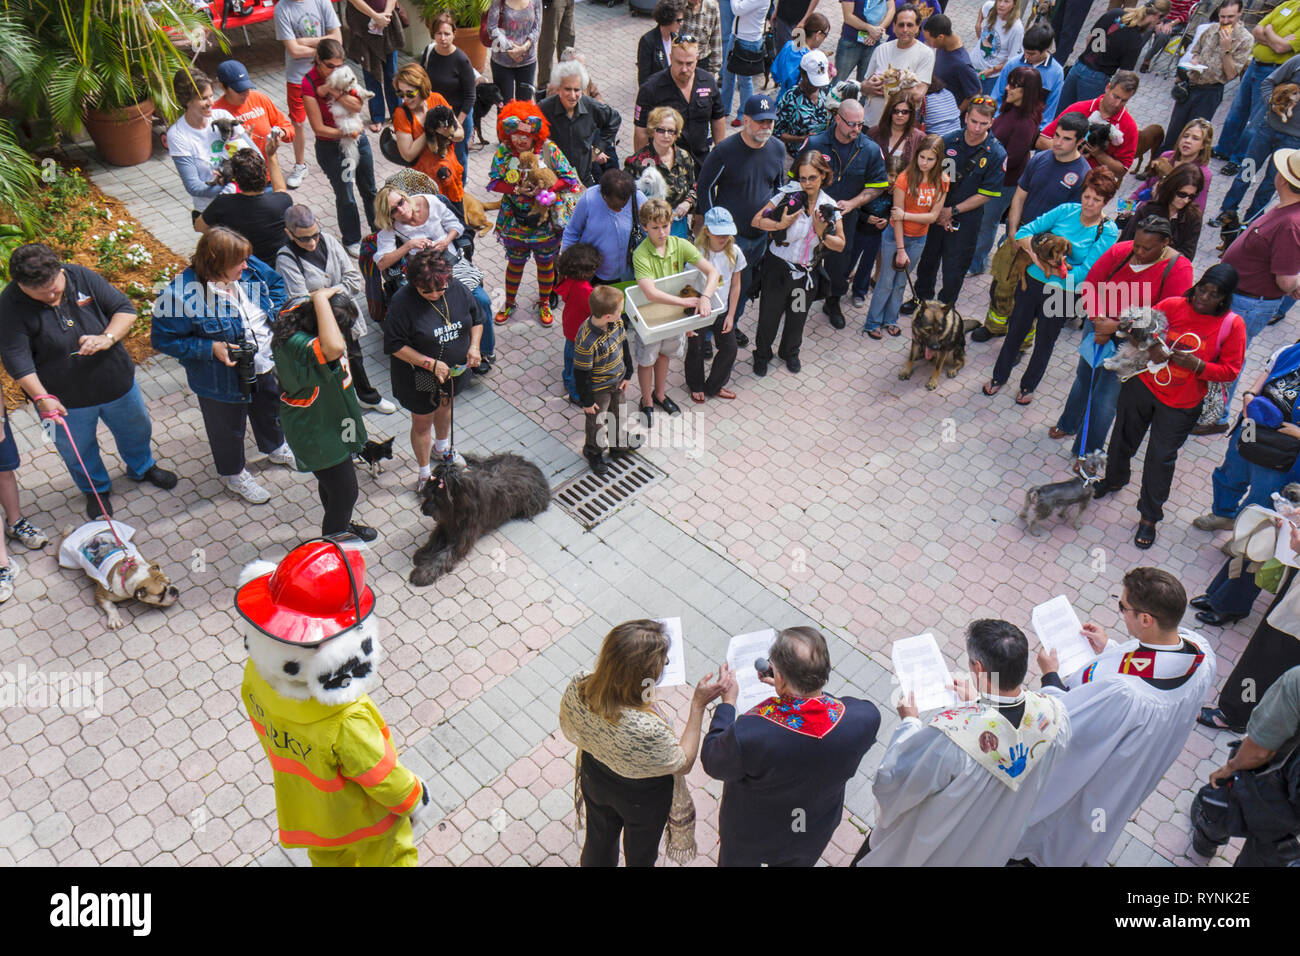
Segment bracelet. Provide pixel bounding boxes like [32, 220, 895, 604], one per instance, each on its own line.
[420, 357, 434, 370]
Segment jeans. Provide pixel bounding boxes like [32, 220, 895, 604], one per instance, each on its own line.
[1058, 62, 1109, 112]
[52, 382, 157, 495]
[979, 73, 999, 95]
[1217, 59, 1274, 163]
[718, 0, 732, 54]
[1221, 292, 1285, 420]
[834, 36, 877, 83]
[315, 136, 377, 247]
[1056, 355, 1122, 457]
[363, 51, 399, 124]
[470, 284, 496, 357]
[864, 233, 925, 330]
[1162, 83, 1226, 153]
[1053, 0, 1094, 66]
[970, 189, 1013, 274]
[491, 61, 536, 102]
[1209, 421, 1300, 517]
[720, 37, 761, 115]
[1277, 295, 1298, 323]
[563, 339, 579, 402]
[1220, 125, 1300, 223]
[849, 227, 884, 299]
[314, 457, 359, 536]
[456, 109, 472, 171]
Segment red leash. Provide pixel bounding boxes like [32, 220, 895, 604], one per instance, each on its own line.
[34, 394, 128, 551]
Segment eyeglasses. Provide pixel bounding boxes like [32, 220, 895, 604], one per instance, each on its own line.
[1117, 598, 1131, 614]
[796, 173, 822, 183]
[1176, 190, 1198, 199]
[291, 229, 322, 244]
[417, 282, 448, 296]
[653, 126, 678, 136]
[320, 60, 344, 70]
[671, 33, 699, 45]
[673, 14, 684, 21]
[502, 116, 543, 132]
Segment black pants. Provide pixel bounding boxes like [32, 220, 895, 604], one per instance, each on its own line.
[1102, 376, 1201, 523]
[491, 61, 536, 102]
[1162, 83, 1226, 153]
[1218, 572, 1300, 727]
[990, 277, 1074, 393]
[1053, 0, 1092, 66]
[685, 313, 737, 394]
[579, 753, 673, 867]
[824, 207, 860, 299]
[1190, 762, 1300, 866]
[196, 372, 285, 477]
[345, 328, 381, 406]
[754, 252, 812, 363]
[314, 457, 359, 536]
[913, 211, 981, 307]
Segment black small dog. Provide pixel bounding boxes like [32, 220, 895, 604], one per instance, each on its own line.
[473, 83, 505, 146]
[412, 453, 551, 586]
[1218, 209, 1244, 252]
[353, 437, 394, 478]
[1084, 121, 1115, 153]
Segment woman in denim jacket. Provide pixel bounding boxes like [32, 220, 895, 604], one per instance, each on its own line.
[152, 227, 294, 505]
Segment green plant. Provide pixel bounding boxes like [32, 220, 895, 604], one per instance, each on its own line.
[418, 0, 492, 29]
[0, 118, 42, 230]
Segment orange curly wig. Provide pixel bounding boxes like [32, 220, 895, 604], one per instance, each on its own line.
[496, 99, 551, 150]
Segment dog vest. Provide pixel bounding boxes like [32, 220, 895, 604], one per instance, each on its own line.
[58, 521, 141, 592]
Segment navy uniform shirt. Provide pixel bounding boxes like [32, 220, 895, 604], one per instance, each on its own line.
[634, 68, 725, 169]
[1017, 149, 1090, 226]
[805, 129, 890, 203]
[941, 128, 1007, 216]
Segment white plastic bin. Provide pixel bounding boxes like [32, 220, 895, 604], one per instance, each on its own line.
[622, 269, 727, 345]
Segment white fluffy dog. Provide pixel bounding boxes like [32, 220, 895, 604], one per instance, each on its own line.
[319, 63, 374, 181]
[635, 165, 669, 202]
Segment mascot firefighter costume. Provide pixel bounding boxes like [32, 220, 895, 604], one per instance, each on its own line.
[237, 539, 429, 866]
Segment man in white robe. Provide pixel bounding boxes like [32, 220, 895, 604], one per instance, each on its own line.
[1015, 567, 1217, 867]
[856, 619, 1070, 866]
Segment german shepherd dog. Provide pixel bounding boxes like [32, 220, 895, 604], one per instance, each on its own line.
[900, 301, 978, 390]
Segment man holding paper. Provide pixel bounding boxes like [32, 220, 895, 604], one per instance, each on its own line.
[1015, 567, 1216, 867]
[855, 620, 1069, 867]
[702, 627, 880, 867]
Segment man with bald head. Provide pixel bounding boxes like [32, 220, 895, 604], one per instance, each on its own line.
[805, 97, 889, 328]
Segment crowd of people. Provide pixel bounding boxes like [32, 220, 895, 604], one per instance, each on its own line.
[2, 0, 1300, 867]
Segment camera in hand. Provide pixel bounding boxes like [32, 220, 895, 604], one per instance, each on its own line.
[226, 339, 258, 396]
[755, 657, 773, 679]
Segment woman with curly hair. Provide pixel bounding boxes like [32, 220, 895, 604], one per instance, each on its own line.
[488, 100, 583, 327]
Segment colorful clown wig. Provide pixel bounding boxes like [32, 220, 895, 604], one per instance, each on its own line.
[496, 99, 551, 149]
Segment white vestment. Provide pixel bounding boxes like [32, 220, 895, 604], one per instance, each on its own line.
[1015, 630, 1216, 867]
[861, 693, 1070, 867]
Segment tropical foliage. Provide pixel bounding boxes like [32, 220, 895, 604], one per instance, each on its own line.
[418, 0, 492, 29]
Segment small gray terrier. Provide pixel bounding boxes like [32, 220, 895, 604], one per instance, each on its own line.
[1019, 450, 1107, 536]
[1102, 307, 1168, 382]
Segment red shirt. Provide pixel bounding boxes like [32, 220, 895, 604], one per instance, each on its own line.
[1041, 96, 1138, 171]
[1140, 296, 1246, 409]
[1222, 201, 1300, 299]
[1081, 243, 1195, 319]
[555, 277, 594, 342]
[213, 89, 295, 155]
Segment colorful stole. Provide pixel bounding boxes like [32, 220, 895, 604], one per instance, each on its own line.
[928, 692, 1064, 792]
[746, 693, 844, 739]
[1079, 638, 1206, 690]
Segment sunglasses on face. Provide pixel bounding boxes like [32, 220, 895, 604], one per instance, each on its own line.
[502, 116, 543, 132]
[1176, 190, 1197, 199]
[398, 89, 420, 99]
[893, 107, 913, 115]
[392, 196, 409, 209]
[653, 126, 678, 136]
[839, 116, 865, 127]
[292, 230, 322, 243]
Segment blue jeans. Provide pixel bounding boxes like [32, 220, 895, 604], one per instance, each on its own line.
[315, 136, 378, 246]
[1056, 355, 1122, 457]
[970, 189, 1013, 274]
[849, 227, 884, 298]
[471, 284, 495, 357]
[720, 37, 761, 115]
[1217, 59, 1273, 163]
[980, 73, 999, 95]
[1058, 62, 1109, 112]
[364, 51, 400, 124]
[53, 381, 156, 495]
[718, 0, 733, 56]
[1221, 292, 1285, 421]
[1220, 125, 1300, 222]
[1210, 421, 1300, 516]
[671, 217, 691, 238]
[456, 109, 472, 171]
[865, 233, 925, 330]
[834, 36, 877, 83]
[563, 339, 579, 402]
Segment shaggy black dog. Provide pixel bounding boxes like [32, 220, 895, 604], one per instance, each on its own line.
[473, 83, 505, 146]
[412, 453, 550, 586]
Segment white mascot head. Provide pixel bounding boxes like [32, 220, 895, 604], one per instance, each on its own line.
[236, 540, 382, 706]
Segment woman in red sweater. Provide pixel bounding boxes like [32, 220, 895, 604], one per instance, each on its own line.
[1094, 263, 1246, 549]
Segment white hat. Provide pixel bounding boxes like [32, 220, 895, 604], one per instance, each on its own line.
[1274, 148, 1300, 191]
[800, 50, 831, 88]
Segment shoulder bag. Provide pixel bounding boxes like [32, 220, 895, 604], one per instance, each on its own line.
[379, 104, 419, 168]
[1196, 311, 1241, 429]
[726, 18, 767, 76]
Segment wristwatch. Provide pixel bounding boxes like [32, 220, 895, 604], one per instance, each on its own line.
[104, 331, 116, 345]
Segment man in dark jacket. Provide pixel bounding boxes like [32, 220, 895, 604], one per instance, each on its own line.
[702, 626, 880, 866]
[540, 59, 622, 186]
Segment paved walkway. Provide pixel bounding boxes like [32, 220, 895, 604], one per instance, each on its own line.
[0, 0, 1268, 866]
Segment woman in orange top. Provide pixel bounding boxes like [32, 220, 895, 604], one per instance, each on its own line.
[863, 133, 948, 339]
[392, 64, 466, 209]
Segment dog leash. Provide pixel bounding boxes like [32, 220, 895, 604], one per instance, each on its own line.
[34, 396, 129, 550]
[897, 255, 969, 329]
[1077, 344, 1104, 485]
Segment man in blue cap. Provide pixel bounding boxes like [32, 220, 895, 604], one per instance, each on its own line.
[696, 93, 787, 346]
[214, 59, 298, 191]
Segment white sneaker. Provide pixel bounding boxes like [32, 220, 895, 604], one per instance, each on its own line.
[5, 517, 48, 549]
[415, 471, 432, 492]
[223, 470, 271, 504]
[441, 448, 466, 467]
[267, 443, 296, 467]
[359, 396, 397, 414]
[0, 562, 15, 603]
[285, 163, 309, 189]
[345, 242, 361, 258]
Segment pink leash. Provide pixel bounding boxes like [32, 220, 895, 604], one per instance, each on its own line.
[34, 394, 128, 551]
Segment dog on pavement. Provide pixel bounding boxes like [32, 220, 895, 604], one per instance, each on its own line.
[473, 82, 505, 146]
[412, 453, 551, 586]
[1019, 450, 1108, 536]
[900, 301, 979, 390]
[58, 520, 179, 630]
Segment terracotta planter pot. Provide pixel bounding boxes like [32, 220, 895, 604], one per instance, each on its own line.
[455, 25, 489, 74]
[84, 98, 156, 167]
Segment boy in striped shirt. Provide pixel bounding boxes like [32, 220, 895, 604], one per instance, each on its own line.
[574, 285, 634, 477]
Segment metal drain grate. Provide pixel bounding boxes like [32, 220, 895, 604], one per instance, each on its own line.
[553, 453, 664, 529]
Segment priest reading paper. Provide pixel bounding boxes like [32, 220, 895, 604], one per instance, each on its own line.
[1014, 567, 1216, 867]
[854, 620, 1070, 867]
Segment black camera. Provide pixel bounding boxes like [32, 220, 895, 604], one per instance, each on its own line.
[226, 340, 258, 396]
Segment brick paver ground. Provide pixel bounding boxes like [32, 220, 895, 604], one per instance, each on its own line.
[0, 0, 1268, 866]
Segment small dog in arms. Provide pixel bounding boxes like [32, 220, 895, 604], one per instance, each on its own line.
[59, 521, 179, 629]
[1102, 306, 1169, 381]
[320, 63, 375, 180]
[1019, 450, 1108, 536]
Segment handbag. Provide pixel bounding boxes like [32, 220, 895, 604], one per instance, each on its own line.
[625, 191, 647, 274]
[395, 4, 409, 27]
[379, 104, 418, 168]
[1236, 418, 1300, 471]
[726, 20, 766, 76]
[1196, 312, 1240, 428]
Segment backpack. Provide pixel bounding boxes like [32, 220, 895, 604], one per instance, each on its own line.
[357, 233, 391, 325]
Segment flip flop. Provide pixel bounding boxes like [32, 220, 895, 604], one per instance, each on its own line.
[368, 122, 383, 133]
[866, 328, 883, 340]
[691, 391, 707, 403]
[1197, 707, 1244, 733]
[1015, 391, 1033, 406]
[982, 382, 1001, 397]
[885, 325, 901, 337]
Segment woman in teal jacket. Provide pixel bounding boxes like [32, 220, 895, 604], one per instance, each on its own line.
[984, 167, 1120, 405]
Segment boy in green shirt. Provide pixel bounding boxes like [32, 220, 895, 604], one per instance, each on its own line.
[573, 285, 635, 476]
[631, 198, 720, 425]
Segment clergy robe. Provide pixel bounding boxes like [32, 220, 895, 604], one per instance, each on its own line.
[1015, 630, 1216, 867]
[860, 692, 1069, 867]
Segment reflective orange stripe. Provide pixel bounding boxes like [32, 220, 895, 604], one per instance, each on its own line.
[346, 733, 397, 788]
[388, 779, 422, 815]
[249, 718, 345, 793]
[280, 386, 320, 408]
[280, 813, 401, 848]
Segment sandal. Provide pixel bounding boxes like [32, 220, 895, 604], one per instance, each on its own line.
[866, 328, 883, 340]
[1015, 390, 1033, 406]
[1135, 519, 1157, 549]
[1197, 707, 1245, 733]
[885, 325, 901, 337]
[982, 382, 1002, 397]
[1048, 426, 1070, 440]
[367, 122, 383, 133]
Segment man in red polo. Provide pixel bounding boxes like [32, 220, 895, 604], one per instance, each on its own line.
[1037, 70, 1139, 182]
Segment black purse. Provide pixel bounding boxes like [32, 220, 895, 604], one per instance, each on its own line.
[379, 104, 419, 168]
[625, 191, 646, 275]
[726, 19, 767, 76]
[1236, 419, 1300, 471]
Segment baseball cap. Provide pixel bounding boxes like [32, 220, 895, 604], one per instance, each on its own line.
[703, 207, 737, 236]
[1274, 148, 1300, 190]
[801, 50, 831, 88]
[743, 93, 777, 121]
[216, 60, 254, 94]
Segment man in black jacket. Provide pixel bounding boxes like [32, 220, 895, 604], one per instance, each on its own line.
[540, 59, 622, 187]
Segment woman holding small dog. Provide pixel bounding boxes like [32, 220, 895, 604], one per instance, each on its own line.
[1119, 163, 1205, 260]
[985, 167, 1120, 405]
[271, 288, 376, 542]
[166, 68, 256, 221]
[624, 107, 697, 239]
[1093, 263, 1247, 549]
[391, 63, 466, 209]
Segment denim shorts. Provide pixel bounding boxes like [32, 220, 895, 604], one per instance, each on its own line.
[0, 412, 19, 473]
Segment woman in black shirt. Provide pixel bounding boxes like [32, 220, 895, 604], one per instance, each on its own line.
[383, 249, 482, 486]
[638, 0, 685, 87]
[422, 11, 478, 168]
[1119, 163, 1204, 260]
[1058, 0, 1169, 106]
